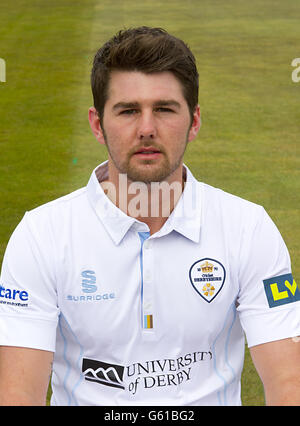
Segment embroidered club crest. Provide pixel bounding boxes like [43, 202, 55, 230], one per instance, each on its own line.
[189, 258, 226, 303]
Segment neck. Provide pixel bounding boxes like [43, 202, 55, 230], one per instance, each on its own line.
[99, 162, 185, 234]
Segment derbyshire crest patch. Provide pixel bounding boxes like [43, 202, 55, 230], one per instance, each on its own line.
[189, 258, 226, 303]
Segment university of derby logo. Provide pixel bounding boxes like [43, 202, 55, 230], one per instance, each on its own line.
[189, 258, 226, 303]
[82, 358, 125, 390]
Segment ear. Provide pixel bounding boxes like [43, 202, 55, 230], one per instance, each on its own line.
[187, 105, 201, 142]
[88, 107, 106, 145]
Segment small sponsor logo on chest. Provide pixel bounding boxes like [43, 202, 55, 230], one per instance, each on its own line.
[66, 270, 116, 302]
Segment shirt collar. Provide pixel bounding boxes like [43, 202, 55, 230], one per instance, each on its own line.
[86, 160, 202, 245]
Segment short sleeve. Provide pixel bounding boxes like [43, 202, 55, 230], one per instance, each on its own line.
[0, 212, 59, 351]
[237, 207, 300, 347]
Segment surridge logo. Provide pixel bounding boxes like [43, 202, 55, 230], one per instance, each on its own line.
[66, 269, 116, 302]
[81, 270, 97, 293]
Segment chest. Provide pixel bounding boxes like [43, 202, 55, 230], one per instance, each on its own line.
[55, 230, 239, 352]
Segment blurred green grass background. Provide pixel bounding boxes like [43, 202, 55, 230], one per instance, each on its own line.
[1, 0, 299, 406]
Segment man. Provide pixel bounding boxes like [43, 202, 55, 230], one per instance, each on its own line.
[0, 27, 299, 406]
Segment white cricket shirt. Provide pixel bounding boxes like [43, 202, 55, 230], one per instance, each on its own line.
[0, 161, 300, 406]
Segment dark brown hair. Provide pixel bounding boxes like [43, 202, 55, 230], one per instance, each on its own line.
[91, 26, 199, 125]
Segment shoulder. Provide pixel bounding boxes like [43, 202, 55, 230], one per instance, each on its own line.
[201, 182, 265, 223]
[18, 187, 88, 241]
[29, 186, 87, 214]
[27, 187, 87, 219]
[199, 182, 281, 257]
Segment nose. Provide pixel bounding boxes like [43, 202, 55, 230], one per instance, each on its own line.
[137, 111, 157, 140]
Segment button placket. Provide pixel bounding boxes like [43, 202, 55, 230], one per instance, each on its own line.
[141, 238, 154, 331]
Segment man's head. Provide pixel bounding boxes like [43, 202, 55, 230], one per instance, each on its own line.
[89, 27, 201, 184]
[91, 26, 199, 126]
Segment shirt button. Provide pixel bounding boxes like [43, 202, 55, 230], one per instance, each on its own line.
[144, 240, 152, 249]
[145, 270, 151, 281]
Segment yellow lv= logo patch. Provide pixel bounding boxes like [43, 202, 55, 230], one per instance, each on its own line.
[284, 279, 297, 296]
[263, 273, 300, 308]
[270, 284, 288, 301]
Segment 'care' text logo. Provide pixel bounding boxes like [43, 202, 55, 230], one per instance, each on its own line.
[0, 285, 29, 307]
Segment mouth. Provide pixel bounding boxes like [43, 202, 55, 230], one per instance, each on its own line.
[133, 147, 162, 160]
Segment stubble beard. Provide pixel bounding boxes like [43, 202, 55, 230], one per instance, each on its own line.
[102, 129, 188, 184]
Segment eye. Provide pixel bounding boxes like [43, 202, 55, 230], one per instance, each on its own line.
[155, 107, 174, 113]
[119, 109, 138, 115]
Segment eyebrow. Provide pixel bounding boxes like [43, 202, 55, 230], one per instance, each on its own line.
[112, 100, 181, 111]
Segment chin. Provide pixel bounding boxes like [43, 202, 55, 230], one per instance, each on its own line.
[126, 166, 172, 184]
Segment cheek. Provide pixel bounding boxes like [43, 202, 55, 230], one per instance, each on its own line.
[163, 112, 190, 133]
[104, 124, 131, 151]
[162, 119, 190, 146]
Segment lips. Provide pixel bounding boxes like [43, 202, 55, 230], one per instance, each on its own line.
[134, 147, 161, 155]
[133, 147, 162, 160]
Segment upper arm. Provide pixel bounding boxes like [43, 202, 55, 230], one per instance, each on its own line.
[0, 346, 53, 405]
[250, 337, 300, 405]
[0, 214, 58, 405]
[235, 208, 300, 404]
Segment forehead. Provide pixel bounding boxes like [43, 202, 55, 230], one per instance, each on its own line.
[106, 70, 186, 105]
